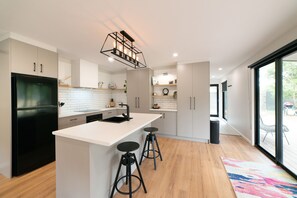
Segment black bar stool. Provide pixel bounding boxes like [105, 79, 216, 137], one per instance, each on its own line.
[110, 141, 147, 198]
[139, 127, 163, 170]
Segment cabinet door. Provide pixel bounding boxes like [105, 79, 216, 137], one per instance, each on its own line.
[138, 69, 151, 113]
[163, 112, 177, 136]
[37, 48, 58, 78]
[58, 115, 86, 129]
[192, 62, 210, 140]
[151, 113, 164, 132]
[127, 70, 140, 112]
[11, 40, 38, 76]
[177, 64, 193, 138]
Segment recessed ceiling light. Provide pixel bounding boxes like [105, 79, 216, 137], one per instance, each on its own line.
[218, 67, 223, 71]
[108, 57, 114, 62]
[173, 53, 178, 57]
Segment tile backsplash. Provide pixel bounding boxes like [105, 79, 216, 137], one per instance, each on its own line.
[59, 87, 127, 114]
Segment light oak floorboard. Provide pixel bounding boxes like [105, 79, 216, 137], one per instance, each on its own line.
[0, 135, 272, 198]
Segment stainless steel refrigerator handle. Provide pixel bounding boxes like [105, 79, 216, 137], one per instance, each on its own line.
[135, 97, 137, 108]
[33, 62, 36, 72]
[194, 97, 196, 110]
[190, 97, 192, 110]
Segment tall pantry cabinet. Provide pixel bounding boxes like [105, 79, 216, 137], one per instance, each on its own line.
[127, 68, 152, 113]
[177, 62, 210, 141]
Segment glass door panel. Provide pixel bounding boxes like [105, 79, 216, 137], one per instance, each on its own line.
[210, 84, 219, 117]
[258, 62, 276, 157]
[282, 51, 297, 174]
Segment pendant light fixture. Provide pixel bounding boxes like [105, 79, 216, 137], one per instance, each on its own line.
[100, 30, 147, 69]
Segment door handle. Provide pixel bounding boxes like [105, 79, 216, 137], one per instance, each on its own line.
[190, 97, 192, 110]
[33, 62, 36, 72]
[194, 97, 196, 110]
[40, 64, 43, 73]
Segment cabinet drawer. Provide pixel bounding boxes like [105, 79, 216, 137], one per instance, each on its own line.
[59, 115, 86, 129]
[102, 110, 117, 119]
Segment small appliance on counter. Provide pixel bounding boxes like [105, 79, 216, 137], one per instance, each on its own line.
[109, 98, 115, 107]
[152, 104, 160, 109]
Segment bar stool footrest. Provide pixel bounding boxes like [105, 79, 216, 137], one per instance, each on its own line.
[143, 149, 161, 159]
[115, 175, 142, 195]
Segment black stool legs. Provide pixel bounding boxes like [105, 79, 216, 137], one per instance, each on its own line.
[139, 133, 163, 170]
[110, 152, 147, 198]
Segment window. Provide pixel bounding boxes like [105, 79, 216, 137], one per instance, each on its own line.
[210, 84, 219, 117]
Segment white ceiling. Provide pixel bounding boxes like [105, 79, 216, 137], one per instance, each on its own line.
[1, 0, 297, 78]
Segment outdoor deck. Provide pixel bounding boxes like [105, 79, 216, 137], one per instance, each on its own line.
[260, 115, 297, 174]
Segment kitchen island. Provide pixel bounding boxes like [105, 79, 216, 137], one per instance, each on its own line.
[52, 113, 161, 198]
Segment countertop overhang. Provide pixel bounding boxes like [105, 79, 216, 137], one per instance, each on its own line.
[53, 113, 161, 146]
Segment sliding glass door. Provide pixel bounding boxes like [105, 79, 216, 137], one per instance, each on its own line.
[257, 62, 276, 157]
[282, 51, 297, 175]
[254, 41, 297, 178]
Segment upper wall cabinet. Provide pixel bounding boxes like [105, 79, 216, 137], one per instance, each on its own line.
[71, 59, 98, 88]
[10, 39, 58, 78]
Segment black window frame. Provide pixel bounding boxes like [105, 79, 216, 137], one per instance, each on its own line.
[210, 84, 219, 117]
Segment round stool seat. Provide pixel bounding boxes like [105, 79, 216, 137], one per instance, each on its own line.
[117, 141, 139, 153]
[144, 127, 158, 133]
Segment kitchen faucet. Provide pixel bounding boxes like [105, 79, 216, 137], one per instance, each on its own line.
[119, 102, 131, 121]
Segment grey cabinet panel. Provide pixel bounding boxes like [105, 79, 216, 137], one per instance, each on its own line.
[177, 62, 210, 140]
[59, 115, 86, 129]
[37, 48, 58, 78]
[151, 111, 177, 136]
[10, 39, 57, 78]
[127, 68, 152, 113]
[11, 40, 38, 76]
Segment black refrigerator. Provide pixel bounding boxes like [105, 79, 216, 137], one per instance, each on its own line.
[11, 73, 58, 176]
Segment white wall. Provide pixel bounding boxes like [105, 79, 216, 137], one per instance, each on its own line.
[222, 25, 297, 144]
[58, 58, 72, 85]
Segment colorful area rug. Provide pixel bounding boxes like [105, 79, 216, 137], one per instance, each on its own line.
[221, 157, 297, 198]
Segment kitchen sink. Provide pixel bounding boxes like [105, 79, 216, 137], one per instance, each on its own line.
[101, 116, 132, 123]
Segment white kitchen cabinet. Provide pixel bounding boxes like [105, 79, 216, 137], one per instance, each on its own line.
[11, 39, 58, 78]
[151, 111, 177, 136]
[72, 59, 98, 88]
[127, 68, 152, 113]
[177, 62, 210, 140]
[117, 108, 126, 116]
[59, 115, 86, 129]
[102, 109, 117, 119]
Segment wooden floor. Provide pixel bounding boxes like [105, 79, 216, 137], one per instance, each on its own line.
[0, 135, 272, 198]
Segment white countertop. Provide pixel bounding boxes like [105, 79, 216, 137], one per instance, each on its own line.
[150, 108, 177, 112]
[53, 113, 161, 146]
[59, 107, 125, 118]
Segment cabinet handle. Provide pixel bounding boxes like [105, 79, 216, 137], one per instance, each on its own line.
[138, 97, 140, 108]
[190, 97, 192, 110]
[194, 97, 196, 110]
[163, 113, 165, 119]
[135, 97, 137, 108]
[40, 64, 43, 73]
[33, 62, 36, 72]
[70, 118, 78, 121]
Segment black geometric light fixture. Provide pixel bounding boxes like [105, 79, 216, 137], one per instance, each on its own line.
[100, 30, 147, 69]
